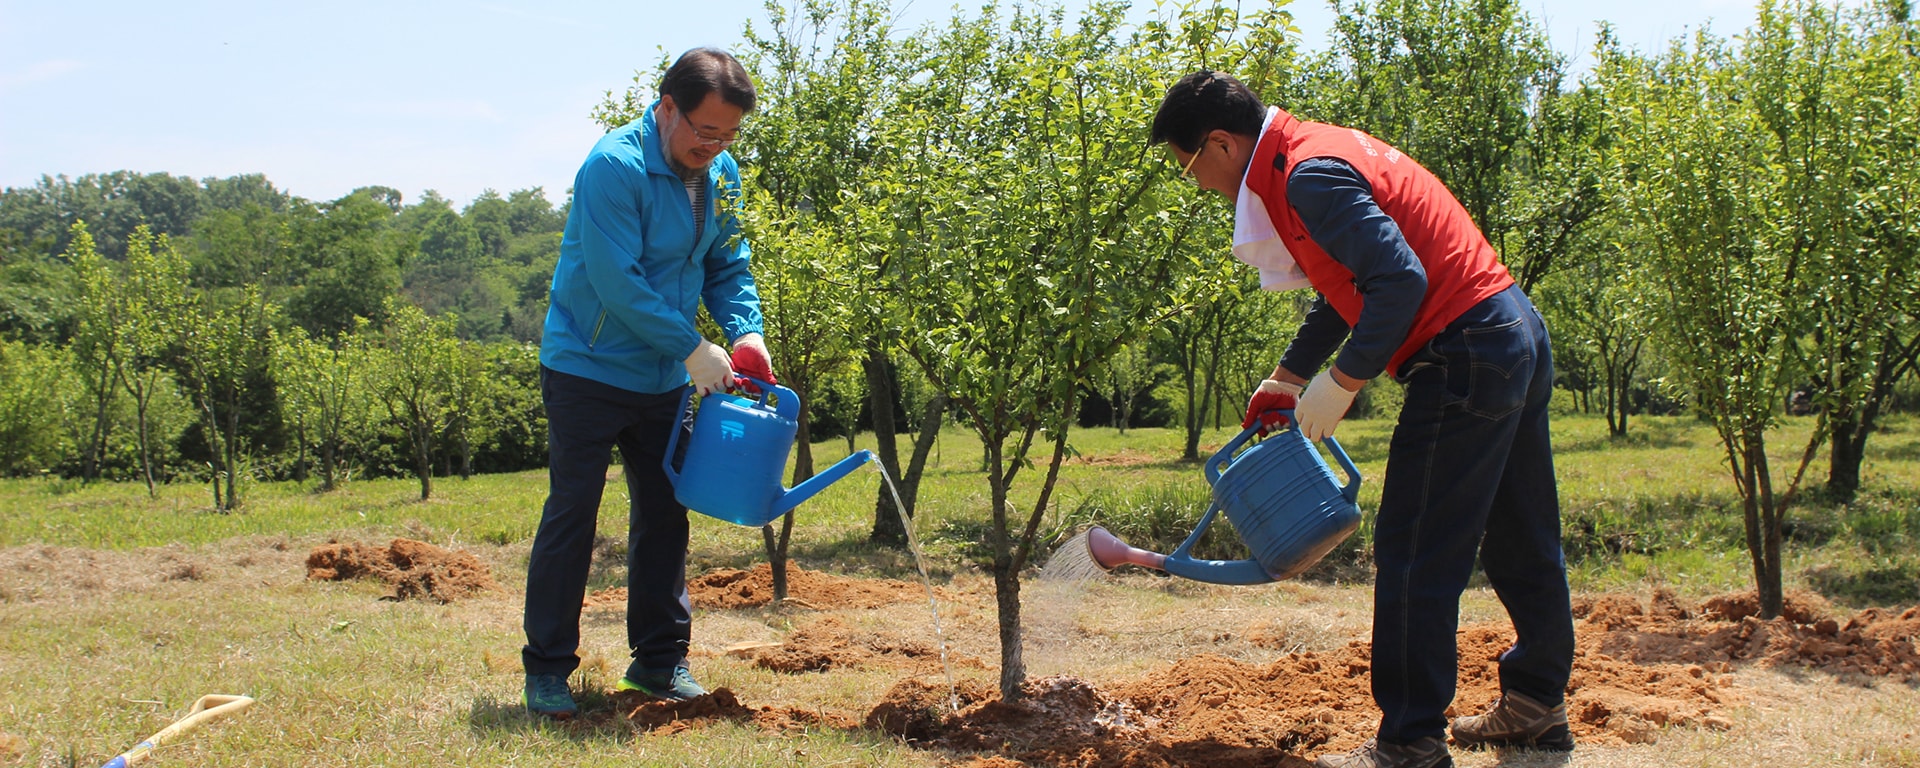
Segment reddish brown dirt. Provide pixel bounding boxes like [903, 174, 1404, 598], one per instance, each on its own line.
[304, 538, 497, 603]
[741, 615, 986, 674]
[592, 575, 1918, 767]
[583, 562, 937, 611]
[614, 687, 860, 735]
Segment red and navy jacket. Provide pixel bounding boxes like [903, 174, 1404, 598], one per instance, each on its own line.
[1245, 109, 1513, 380]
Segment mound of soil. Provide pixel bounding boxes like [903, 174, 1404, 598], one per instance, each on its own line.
[305, 538, 497, 603]
[743, 615, 982, 674]
[1575, 588, 1920, 680]
[584, 563, 936, 611]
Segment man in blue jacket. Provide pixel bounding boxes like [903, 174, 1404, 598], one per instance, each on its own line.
[522, 47, 776, 719]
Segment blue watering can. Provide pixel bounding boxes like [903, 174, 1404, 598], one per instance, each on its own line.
[1085, 411, 1362, 585]
[664, 377, 874, 527]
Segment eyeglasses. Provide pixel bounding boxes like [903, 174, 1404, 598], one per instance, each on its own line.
[1168, 145, 1201, 180]
[678, 110, 739, 149]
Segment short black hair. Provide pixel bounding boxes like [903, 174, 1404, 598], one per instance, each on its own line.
[1149, 71, 1266, 152]
[661, 47, 756, 115]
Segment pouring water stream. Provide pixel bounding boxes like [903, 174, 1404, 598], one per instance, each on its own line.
[869, 461, 961, 713]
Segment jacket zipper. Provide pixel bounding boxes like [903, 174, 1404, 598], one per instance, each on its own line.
[589, 309, 607, 349]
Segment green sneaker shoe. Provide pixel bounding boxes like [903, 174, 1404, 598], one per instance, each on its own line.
[616, 664, 707, 701]
[523, 673, 576, 720]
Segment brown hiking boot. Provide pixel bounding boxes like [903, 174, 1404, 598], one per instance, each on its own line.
[1450, 690, 1575, 751]
[1315, 736, 1453, 768]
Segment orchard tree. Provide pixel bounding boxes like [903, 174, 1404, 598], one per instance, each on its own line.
[67, 222, 122, 481]
[1747, 0, 1920, 500]
[1604, 28, 1803, 618]
[376, 298, 462, 501]
[175, 284, 278, 512]
[737, 0, 926, 551]
[273, 320, 376, 491]
[882, 0, 1293, 700]
[115, 226, 194, 496]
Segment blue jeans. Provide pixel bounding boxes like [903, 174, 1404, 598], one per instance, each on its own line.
[522, 366, 695, 677]
[1371, 284, 1574, 744]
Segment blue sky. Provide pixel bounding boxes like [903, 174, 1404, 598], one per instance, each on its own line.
[0, 0, 1766, 211]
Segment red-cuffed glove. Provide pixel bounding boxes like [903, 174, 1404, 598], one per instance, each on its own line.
[729, 333, 776, 394]
[1242, 378, 1303, 436]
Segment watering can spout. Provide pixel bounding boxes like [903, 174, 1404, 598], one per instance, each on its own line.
[1084, 526, 1275, 586]
[772, 449, 874, 515]
[1086, 526, 1167, 571]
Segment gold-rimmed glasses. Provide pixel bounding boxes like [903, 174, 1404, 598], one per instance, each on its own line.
[678, 110, 740, 149]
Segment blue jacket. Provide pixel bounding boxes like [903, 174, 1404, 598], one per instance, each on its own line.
[540, 102, 764, 395]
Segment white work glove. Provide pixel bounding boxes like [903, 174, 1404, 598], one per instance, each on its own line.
[684, 339, 734, 396]
[1295, 368, 1360, 441]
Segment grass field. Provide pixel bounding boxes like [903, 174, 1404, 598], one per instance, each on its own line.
[2, 412, 1917, 766]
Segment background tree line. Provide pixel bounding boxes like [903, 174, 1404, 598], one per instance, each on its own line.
[0, 0, 1914, 666]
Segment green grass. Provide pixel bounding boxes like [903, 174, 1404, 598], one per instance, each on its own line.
[3, 412, 1920, 766]
[6, 412, 1920, 599]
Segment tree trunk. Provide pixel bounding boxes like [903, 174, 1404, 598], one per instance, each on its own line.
[133, 387, 156, 499]
[901, 394, 947, 515]
[415, 423, 434, 501]
[866, 345, 906, 545]
[762, 520, 792, 602]
[321, 441, 338, 492]
[1181, 364, 1201, 461]
[223, 407, 242, 511]
[994, 559, 1025, 701]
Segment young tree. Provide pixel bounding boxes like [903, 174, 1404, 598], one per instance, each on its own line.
[376, 298, 462, 501]
[272, 320, 375, 491]
[881, 0, 1292, 700]
[1752, 1, 1920, 500]
[1604, 27, 1801, 618]
[115, 226, 194, 496]
[174, 284, 278, 511]
[66, 222, 121, 482]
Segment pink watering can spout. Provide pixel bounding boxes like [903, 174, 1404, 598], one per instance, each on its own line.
[1086, 526, 1167, 572]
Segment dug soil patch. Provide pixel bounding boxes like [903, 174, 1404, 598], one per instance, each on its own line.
[584, 563, 935, 611]
[305, 538, 497, 603]
[570, 579, 1918, 767]
[738, 615, 985, 674]
[859, 588, 1919, 767]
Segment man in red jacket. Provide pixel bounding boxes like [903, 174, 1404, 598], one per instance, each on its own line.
[1150, 71, 1576, 768]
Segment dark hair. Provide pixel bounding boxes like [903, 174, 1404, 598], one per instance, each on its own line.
[661, 47, 756, 115]
[1148, 71, 1266, 152]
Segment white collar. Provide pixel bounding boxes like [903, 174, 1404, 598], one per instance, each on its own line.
[1231, 107, 1310, 291]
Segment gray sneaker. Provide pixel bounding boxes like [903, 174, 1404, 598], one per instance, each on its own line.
[1450, 690, 1575, 751]
[1315, 736, 1453, 768]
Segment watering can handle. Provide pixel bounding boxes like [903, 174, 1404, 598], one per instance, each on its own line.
[1207, 410, 1362, 503]
[662, 386, 695, 487]
[661, 378, 802, 488]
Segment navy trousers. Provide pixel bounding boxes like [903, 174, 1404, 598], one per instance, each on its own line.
[1371, 284, 1575, 744]
[522, 366, 694, 677]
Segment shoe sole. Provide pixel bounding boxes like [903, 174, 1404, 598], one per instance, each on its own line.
[615, 678, 702, 702]
[1451, 723, 1575, 752]
[523, 693, 576, 720]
